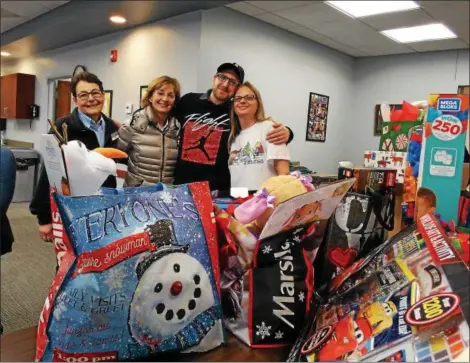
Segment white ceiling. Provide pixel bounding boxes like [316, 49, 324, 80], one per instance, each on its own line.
[226, 1, 470, 57]
[1, 1, 69, 33]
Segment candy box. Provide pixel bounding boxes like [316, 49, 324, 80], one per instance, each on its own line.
[364, 151, 406, 184]
[35, 182, 225, 361]
[338, 166, 397, 194]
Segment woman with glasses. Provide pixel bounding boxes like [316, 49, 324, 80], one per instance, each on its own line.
[228, 82, 290, 191]
[117, 76, 181, 186]
[30, 71, 119, 242]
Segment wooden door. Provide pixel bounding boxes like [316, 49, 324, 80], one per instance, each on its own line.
[15, 73, 35, 119]
[458, 85, 469, 95]
[0, 74, 18, 118]
[55, 80, 72, 119]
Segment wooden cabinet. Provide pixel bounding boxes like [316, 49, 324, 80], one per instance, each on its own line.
[0, 73, 36, 119]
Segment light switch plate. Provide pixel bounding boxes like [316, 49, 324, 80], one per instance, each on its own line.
[125, 103, 133, 114]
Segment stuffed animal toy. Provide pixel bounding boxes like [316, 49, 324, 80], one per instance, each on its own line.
[47, 118, 127, 196]
[234, 171, 315, 236]
[62, 141, 127, 196]
[214, 172, 315, 271]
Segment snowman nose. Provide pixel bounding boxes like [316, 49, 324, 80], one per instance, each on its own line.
[170, 281, 183, 296]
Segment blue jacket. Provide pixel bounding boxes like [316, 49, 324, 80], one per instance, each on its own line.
[1, 146, 16, 254]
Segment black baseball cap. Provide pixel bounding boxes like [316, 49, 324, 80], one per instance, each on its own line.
[217, 62, 245, 83]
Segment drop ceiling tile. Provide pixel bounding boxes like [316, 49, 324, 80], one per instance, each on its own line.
[1, 1, 49, 18]
[307, 18, 389, 47]
[275, 2, 352, 27]
[288, 27, 369, 56]
[37, 1, 69, 10]
[451, 23, 470, 44]
[421, 3, 470, 44]
[423, 3, 470, 23]
[0, 17, 27, 32]
[1, 8, 21, 18]
[226, 2, 266, 16]
[357, 42, 416, 56]
[408, 38, 469, 52]
[419, 0, 469, 12]
[324, 41, 370, 57]
[247, 1, 316, 12]
[255, 13, 299, 29]
[360, 9, 435, 31]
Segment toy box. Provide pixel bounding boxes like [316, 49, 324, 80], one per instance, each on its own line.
[364, 151, 406, 184]
[418, 94, 469, 224]
[287, 214, 470, 362]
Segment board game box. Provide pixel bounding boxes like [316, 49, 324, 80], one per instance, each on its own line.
[287, 213, 469, 362]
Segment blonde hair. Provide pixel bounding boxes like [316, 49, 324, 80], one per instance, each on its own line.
[228, 81, 271, 148]
[141, 75, 181, 108]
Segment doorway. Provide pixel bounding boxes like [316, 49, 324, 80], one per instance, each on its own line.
[47, 76, 73, 126]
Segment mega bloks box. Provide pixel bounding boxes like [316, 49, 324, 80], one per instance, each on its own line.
[418, 94, 469, 224]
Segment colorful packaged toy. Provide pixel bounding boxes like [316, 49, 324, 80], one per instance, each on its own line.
[418, 94, 469, 224]
[287, 213, 470, 362]
[35, 182, 224, 361]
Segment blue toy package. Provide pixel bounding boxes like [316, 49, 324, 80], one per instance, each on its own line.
[419, 94, 469, 223]
[35, 182, 224, 362]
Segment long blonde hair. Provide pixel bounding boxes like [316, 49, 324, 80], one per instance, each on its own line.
[228, 81, 270, 149]
[141, 75, 181, 108]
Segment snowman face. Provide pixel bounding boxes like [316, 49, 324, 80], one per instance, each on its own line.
[129, 252, 215, 343]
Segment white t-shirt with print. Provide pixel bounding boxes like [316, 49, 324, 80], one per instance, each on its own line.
[229, 120, 290, 190]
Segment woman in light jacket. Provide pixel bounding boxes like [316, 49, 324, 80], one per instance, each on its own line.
[117, 76, 180, 186]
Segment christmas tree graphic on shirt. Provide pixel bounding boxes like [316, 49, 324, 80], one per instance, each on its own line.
[229, 141, 265, 166]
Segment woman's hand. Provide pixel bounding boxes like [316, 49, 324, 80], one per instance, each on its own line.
[38, 224, 54, 242]
[267, 122, 290, 145]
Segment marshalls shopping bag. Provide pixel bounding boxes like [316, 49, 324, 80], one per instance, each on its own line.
[35, 182, 224, 362]
[215, 176, 355, 347]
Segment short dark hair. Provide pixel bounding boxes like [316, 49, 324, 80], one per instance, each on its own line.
[71, 72, 104, 96]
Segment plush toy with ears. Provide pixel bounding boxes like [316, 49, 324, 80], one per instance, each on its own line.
[47, 118, 127, 196]
[234, 172, 315, 236]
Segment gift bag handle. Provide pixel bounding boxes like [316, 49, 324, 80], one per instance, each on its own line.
[366, 186, 395, 231]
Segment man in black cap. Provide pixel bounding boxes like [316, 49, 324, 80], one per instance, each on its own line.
[173, 62, 293, 193]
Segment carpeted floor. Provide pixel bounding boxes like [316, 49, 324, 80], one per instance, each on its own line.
[1, 203, 56, 333]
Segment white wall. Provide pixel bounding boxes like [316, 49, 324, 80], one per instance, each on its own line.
[4, 11, 203, 149]
[198, 7, 356, 174]
[346, 49, 470, 164]
[4, 6, 469, 173]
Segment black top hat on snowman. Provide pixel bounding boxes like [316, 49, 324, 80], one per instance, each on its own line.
[136, 219, 189, 280]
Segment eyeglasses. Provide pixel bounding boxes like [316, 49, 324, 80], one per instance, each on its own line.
[216, 73, 239, 88]
[76, 90, 103, 101]
[234, 94, 256, 103]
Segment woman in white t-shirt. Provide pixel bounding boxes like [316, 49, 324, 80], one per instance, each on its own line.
[228, 82, 290, 191]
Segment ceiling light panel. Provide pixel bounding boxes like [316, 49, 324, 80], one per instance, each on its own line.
[381, 23, 457, 43]
[325, 1, 419, 18]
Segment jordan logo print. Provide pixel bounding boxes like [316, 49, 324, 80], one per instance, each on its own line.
[185, 128, 217, 161]
[182, 121, 223, 165]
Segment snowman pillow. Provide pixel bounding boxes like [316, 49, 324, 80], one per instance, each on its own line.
[36, 182, 223, 362]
